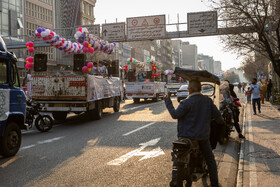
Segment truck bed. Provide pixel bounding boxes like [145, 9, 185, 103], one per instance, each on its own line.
[31, 75, 121, 101]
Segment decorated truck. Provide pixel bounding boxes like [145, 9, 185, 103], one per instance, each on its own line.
[124, 58, 166, 103]
[0, 37, 27, 157]
[30, 74, 122, 121]
[26, 27, 122, 121]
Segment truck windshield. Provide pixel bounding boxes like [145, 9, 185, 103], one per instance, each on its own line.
[0, 62, 7, 84]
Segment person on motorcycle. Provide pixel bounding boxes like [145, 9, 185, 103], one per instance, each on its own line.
[164, 80, 223, 187]
[223, 80, 245, 139]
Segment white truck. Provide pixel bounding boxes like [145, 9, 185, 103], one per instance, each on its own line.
[125, 82, 166, 103]
[30, 75, 122, 120]
[166, 82, 182, 96]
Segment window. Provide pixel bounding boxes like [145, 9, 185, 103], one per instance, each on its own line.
[11, 63, 20, 87]
[0, 62, 8, 84]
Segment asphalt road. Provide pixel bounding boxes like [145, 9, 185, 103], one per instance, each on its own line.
[0, 97, 242, 187]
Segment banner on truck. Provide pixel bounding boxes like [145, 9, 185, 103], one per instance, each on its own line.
[0, 89, 10, 121]
[88, 76, 121, 101]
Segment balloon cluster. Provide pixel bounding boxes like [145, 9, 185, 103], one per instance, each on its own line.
[35, 27, 116, 55]
[25, 56, 34, 69]
[123, 65, 128, 72]
[151, 72, 161, 79]
[127, 58, 146, 69]
[164, 69, 174, 75]
[74, 27, 116, 55]
[25, 41, 35, 69]
[26, 41, 34, 53]
[82, 62, 94, 73]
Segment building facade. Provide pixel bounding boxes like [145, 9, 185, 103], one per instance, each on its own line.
[198, 54, 215, 74]
[182, 42, 197, 70]
[214, 60, 222, 74]
[171, 40, 183, 68]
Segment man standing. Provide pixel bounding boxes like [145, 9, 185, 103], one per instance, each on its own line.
[165, 80, 223, 187]
[250, 78, 262, 115]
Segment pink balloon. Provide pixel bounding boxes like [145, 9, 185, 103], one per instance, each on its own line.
[83, 47, 88, 53]
[82, 66, 88, 73]
[83, 41, 89, 48]
[25, 64, 31, 69]
[27, 63, 33, 68]
[78, 27, 83, 32]
[28, 47, 34, 53]
[28, 42, 34, 47]
[89, 47, 94, 53]
[87, 62, 93, 68]
[29, 57, 34, 63]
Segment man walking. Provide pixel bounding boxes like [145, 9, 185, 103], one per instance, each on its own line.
[250, 78, 262, 115]
[165, 80, 223, 187]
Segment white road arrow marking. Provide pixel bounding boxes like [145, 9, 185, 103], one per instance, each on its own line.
[107, 138, 164, 166]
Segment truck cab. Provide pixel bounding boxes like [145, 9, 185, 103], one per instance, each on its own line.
[0, 37, 26, 157]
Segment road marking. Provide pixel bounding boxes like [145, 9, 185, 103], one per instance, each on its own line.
[22, 130, 36, 134]
[20, 144, 36, 151]
[123, 122, 156, 136]
[247, 107, 258, 187]
[19, 136, 65, 152]
[107, 138, 164, 165]
[0, 155, 22, 168]
[37, 136, 64, 144]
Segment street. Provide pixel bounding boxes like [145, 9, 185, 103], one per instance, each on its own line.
[0, 97, 242, 187]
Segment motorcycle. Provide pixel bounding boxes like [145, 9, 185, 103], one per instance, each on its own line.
[172, 138, 208, 187]
[219, 98, 240, 144]
[25, 99, 54, 132]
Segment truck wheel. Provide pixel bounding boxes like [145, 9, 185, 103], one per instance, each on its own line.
[91, 102, 102, 120]
[0, 122, 21, 157]
[52, 112, 67, 121]
[133, 98, 140, 103]
[152, 94, 159, 102]
[113, 97, 120, 112]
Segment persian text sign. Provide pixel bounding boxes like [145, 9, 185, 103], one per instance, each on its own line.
[187, 11, 218, 35]
[102, 23, 125, 42]
[127, 15, 166, 40]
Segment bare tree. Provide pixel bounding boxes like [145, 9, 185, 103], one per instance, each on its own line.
[239, 54, 269, 81]
[209, 0, 280, 76]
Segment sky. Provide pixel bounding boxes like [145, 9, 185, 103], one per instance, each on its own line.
[94, 0, 242, 71]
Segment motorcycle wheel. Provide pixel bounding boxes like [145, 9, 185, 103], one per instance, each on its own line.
[35, 115, 54, 132]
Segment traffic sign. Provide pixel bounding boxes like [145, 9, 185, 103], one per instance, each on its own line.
[80, 24, 100, 37]
[127, 15, 166, 41]
[187, 11, 218, 35]
[102, 22, 125, 42]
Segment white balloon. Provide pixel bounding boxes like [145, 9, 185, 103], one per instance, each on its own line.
[82, 28, 88, 33]
[41, 31, 48, 37]
[45, 29, 51, 36]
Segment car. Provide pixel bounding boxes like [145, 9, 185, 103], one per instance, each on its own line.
[177, 85, 189, 102]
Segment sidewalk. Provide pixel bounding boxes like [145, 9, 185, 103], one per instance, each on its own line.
[238, 101, 280, 187]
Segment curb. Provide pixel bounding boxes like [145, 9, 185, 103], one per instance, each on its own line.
[236, 103, 247, 187]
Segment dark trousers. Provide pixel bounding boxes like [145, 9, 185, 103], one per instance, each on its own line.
[266, 90, 271, 101]
[252, 98, 261, 114]
[172, 139, 218, 185]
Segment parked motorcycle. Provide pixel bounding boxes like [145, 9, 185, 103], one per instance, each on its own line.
[172, 138, 208, 187]
[25, 99, 54, 132]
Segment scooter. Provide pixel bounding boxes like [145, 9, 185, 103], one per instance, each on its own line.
[25, 99, 54, 132]
[172, 138, 208, 187]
